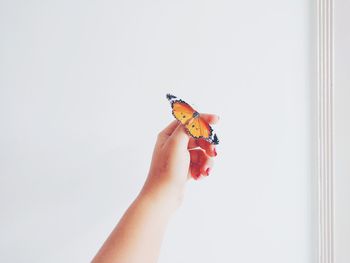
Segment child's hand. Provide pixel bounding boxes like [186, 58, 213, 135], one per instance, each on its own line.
[140, 114, 219, 210]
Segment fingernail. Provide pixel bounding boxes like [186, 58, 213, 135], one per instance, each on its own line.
[206, 167, 211, 176]
[214, 148, 217, 156]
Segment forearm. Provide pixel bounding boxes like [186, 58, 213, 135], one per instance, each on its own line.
[92, 183, 183, 263]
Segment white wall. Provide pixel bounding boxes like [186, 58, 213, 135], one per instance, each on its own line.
[334, 1, 350, 262]
[0, 1, 314, 262]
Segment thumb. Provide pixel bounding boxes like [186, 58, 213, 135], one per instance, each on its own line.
[167, 123, 190, 149]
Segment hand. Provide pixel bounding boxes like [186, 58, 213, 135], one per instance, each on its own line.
[92, 114, 219, 263]
[140, 114, 219, 210]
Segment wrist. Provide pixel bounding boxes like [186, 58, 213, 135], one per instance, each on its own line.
[139, 179, 185, 214]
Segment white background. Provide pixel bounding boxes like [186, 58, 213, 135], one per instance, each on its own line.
[0, 1, 314, 262]
[334, 0, 350, 262]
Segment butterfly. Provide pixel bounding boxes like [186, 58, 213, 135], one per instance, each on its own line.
[166, 94, 219, 145]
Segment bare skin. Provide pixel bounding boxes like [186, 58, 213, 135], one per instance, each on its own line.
[92, 114, 219, 263]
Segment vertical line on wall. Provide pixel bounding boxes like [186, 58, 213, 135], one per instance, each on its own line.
[317, 0, 334, 263]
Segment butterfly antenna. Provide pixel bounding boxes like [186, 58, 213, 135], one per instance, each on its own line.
[166, 93, 177, 101]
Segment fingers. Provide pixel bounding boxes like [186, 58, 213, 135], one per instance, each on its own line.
[188, 138, 217, 157]
[168, 123, 190, 148]
[159, 120, 180, 137]
[189, 149, 214, 180]
[200, 113, 220, 125]
[189, 163, 201, 180]
[156, 120, 182, 147]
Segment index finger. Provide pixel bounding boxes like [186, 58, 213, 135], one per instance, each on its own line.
[200, 113, 220, 125]
[159, 120, 180, 137]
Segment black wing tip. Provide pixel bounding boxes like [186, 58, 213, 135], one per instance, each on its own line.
[166, 93, 177, 101]
[212, 134, 219, 145]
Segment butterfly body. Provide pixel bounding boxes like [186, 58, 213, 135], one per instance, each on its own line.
[166, 94, 219, 145]
[192, 111, 200, 118]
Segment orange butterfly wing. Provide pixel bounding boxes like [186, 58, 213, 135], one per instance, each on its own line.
[186, 116, 213, 139]
[171, 100, 195, 125]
